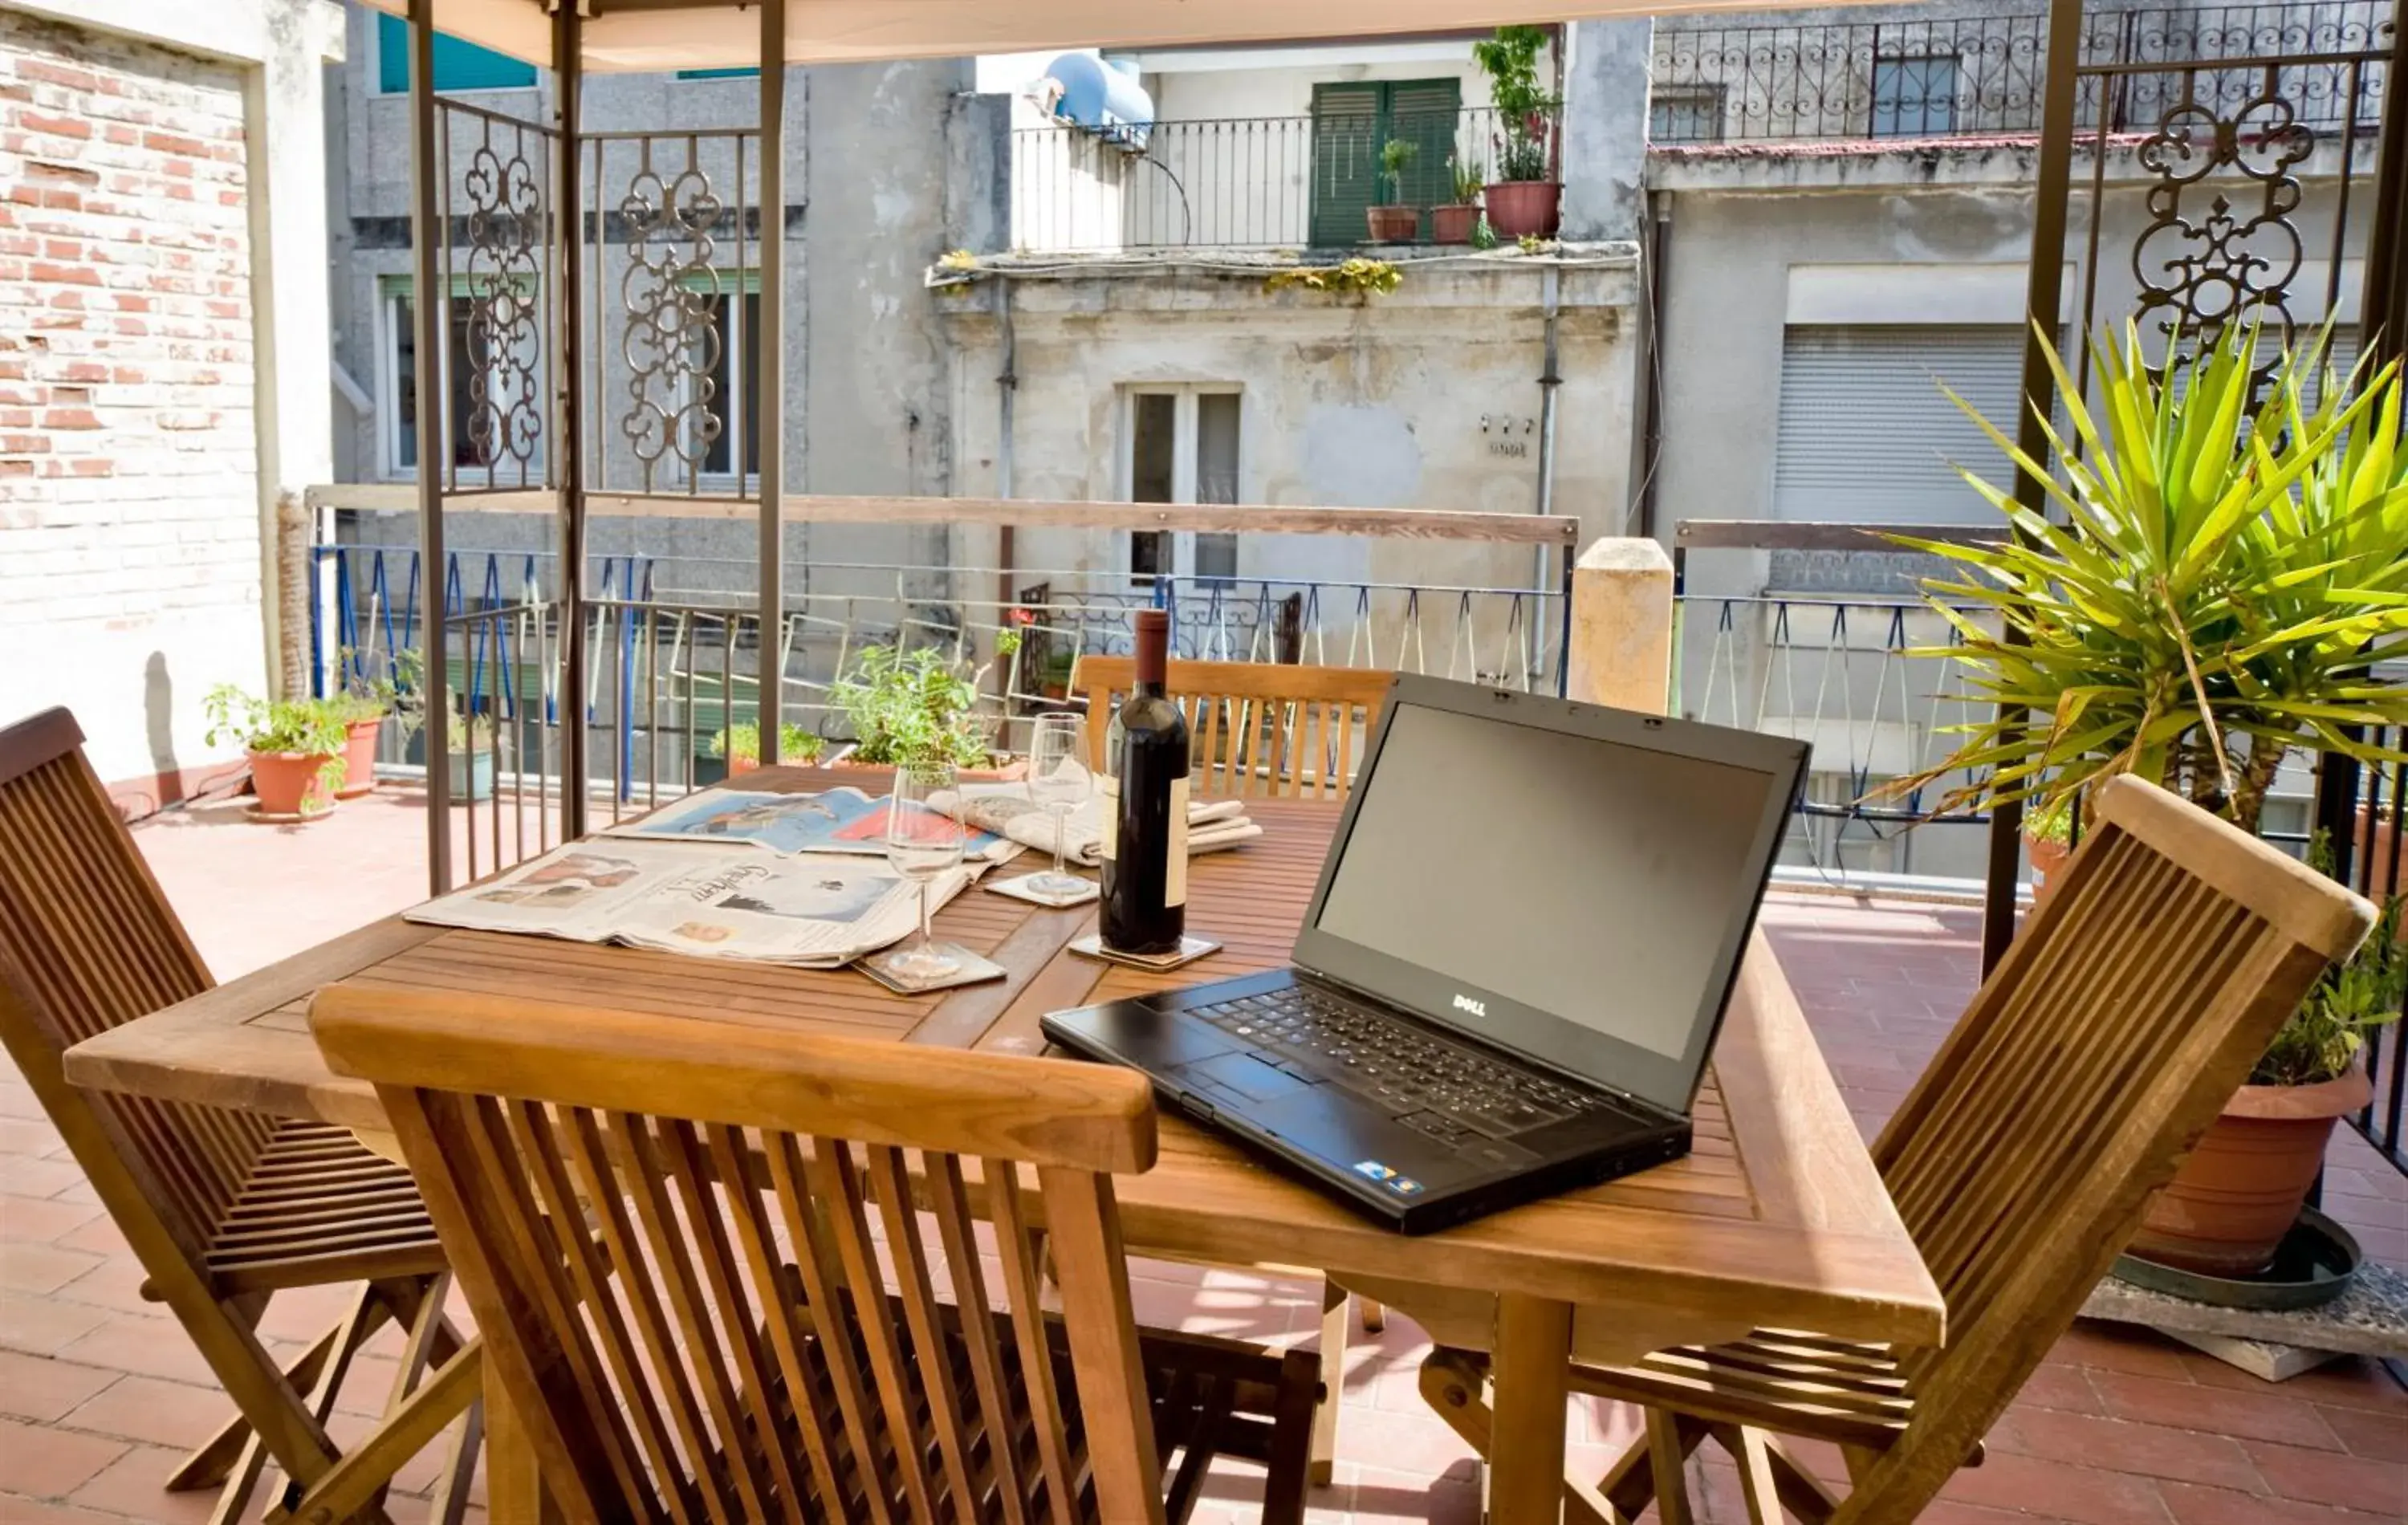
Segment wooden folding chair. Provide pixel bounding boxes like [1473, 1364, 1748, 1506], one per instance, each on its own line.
[1415, 775, 2377, 1524]
[1072, 656, 1393, 801]
[309, 982, 1326, 1523]
[0, 708, 482, 1525]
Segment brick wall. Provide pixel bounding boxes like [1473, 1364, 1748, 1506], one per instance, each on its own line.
[0, 8, 265, 810]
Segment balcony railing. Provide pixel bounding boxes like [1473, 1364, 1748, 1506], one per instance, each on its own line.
[1011, 106, 1519, 254]
[1649, 0, 2392, 146]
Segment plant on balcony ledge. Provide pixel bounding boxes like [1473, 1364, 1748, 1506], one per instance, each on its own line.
[1888, 316, 2408, 1282]
[1473, 25, 1560, 239]
[1432, 157, 1483, 246]
[1366, 139, 1422, 243]
[203, 685, 349, 821]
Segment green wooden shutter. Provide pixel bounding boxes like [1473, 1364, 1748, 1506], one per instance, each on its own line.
[1309, 83, 1381, 248]
[1388, 78, 1462, 234]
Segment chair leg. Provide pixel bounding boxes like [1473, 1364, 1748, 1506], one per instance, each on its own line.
[205, 1433, 270, 1525]
[169, 1310, 348, 1492]
[425, 1393, 483, 1525]
[1310, 1279, 1347, 1487]
[1646, 1409, 1699, 1525]
[267, 1337, 485, 1525]
[1716, 1424, 1785, 1525]
[264, 1283, 397, 1525]
[1258, 1348, 1321, 1525]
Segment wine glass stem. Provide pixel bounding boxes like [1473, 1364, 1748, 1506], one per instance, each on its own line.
[918, 879, 933, 955]
[1052, 806, 1068, 880]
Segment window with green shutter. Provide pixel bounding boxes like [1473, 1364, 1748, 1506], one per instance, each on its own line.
[376, 14, 538, 94]
[1308, 78, 1461, 247]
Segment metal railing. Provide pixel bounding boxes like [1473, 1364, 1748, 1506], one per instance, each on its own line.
[1011, 107, 1518, 253]
[1649, 1, 2393, 146]
[2321, 726, 2406, 1175]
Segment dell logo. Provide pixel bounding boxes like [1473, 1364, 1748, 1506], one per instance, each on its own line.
[1451, 994, 1487, 1018]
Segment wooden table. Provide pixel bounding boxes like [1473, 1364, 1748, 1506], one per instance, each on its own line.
[66, 771, 1942, 1523]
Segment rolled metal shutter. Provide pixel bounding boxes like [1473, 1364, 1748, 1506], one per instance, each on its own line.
[1773, 325, 2028, 526]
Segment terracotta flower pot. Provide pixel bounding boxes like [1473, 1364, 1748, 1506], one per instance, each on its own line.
[2026, 833, 2071, 909]
[729, 754, 762, 776]
[247, 748, 341, 819]
[1365, 205, 1421, 243]
[1483, 180, 1560, 239]
[337, 716, 382, 799]
[2127, 1064, 2373, 1277]
[1430, 204, 1479, 244]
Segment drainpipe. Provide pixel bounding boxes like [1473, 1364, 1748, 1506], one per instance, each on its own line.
[1637, 191, 1670, 541]
[995, 279, 1017, 618]
[1533, 263, 1563, 685]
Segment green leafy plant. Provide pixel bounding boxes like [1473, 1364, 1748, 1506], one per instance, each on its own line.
[708, 721, 825, 766]
[2024, 795, 2073, 847]
[831, 645, 998, 769]
[203, 685, 349, 758]
[2257, 834, 2404, 1085]
[1473, 26, 1559, 183]
[1263, 258, 1404, 298]
[332, 645, 397, 724]
[1470, 215, 1499, 251]
[1447, 156, 1484, 205]
[1884, 318, 2408, 838]
[1377, 138, 1418, 205]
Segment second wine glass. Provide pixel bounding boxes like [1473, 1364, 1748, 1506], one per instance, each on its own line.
[882, 762, 966, 979]
[1026, 714, 1092, 897]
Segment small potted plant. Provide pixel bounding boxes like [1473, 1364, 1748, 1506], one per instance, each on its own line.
[1365, 139, 1422, 243]
[203, 685, 349, 820]
[828, 637, 1024, 780]
[330, 647, 398, 800]
[1432, 157, 1483, 245]
[702, 721, 827, 782]
[445, 698, 499, 804]
[2024, 795, 2074, 909]
[1474, 26, 1560, 238]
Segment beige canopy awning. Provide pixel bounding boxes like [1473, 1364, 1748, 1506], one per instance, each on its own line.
[357, 0, 1830, 73]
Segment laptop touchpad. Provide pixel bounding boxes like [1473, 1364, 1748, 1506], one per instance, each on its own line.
[1183, 1053, 1308, 1102]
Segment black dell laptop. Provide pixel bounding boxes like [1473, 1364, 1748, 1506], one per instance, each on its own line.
[1040, 673, 1809, 1234]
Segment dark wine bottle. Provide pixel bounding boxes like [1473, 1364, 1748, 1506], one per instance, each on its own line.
[1099, 608, 1190, 954]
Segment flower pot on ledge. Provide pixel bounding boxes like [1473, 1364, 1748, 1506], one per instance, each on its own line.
[337, 715, 383, 799]
[1430, 204, 1479, 245]
[1483, 180, 1560, 239]
[248, 748, 340, 820]
[1364, 205, 1422, 243]
[2125, 1063, 2373, 1277]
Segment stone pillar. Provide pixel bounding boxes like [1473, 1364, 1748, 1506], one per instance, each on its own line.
[1559, 19, 1653, 245]
[1566, 536, 1674, 714]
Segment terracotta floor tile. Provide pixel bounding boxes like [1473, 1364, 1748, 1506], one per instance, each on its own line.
[0, 1417, 128, 1501]
[2089, 1368, 2345, 1451]
[56, 1445, 223, 1525]
[2239, 1439, 2408, 1515]
[0, 1245, 105, 1299]
[50, 1315, 215, 1388]
[0, 1197, 106, 1247]
[58, 1376, 234, 1451]
[0, 1295, 111, 1358]
[0, 1352, 119, 1425]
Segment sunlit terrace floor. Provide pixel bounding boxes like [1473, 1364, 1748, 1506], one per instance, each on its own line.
[0, 784, 2401, 1523]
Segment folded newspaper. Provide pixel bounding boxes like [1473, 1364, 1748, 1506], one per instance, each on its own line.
[932, 782, 1262, 868]
[403, 839, 976, 968]
[599, 785, 1015, 863]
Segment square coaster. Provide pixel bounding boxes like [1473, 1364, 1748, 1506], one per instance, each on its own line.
[1067, 932, 1223, 970]
[987, 871, 1100, 909]
[854, 942, 1007, 994]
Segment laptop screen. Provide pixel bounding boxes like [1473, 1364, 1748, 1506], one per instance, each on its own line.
[1300, 687, 1800, 1112]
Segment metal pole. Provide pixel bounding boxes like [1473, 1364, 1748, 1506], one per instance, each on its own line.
[408, 0, 450, 893]
[757, 0, 787, 766]
[1983, 0, 2086, 976]
[554, 0, 587, 839]
[997, 279, 1017, 620]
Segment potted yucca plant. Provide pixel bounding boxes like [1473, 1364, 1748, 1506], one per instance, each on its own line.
[1365, 139, 1422, 243]
[1888, 316, 2408, 1276]
[1432, 157, 1483, 245]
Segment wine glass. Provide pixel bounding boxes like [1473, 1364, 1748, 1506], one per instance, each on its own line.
[1026, 714, 1092, 897]
[883, 762, 966, 979]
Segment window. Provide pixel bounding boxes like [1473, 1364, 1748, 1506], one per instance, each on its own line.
[1648, 85, 1727, 144]
[1870, 55, 1960, 138]
[375, 15, 538, 95]
[1308, 79, 1462, 248]
[381, 281, 542, 481]
[1124, 387, 1242, 584]
[692, 287, 763, 482]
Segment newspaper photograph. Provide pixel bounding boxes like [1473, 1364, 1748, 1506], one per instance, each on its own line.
[932, 782, 1263, 868]
[601, 786, 1013, 862]
[405, 838, 974, 967]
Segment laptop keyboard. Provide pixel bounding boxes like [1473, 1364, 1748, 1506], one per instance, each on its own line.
[1188, 983, 1611, 1143]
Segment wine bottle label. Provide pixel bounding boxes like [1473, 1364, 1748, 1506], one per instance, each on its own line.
[1165, 775, 1190, 908]
[1096, 774, 1118, 860]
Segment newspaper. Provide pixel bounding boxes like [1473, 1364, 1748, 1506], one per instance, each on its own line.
[404, 839, 975, 967]
[933, 782, 1262, 868]
[600, 786, 1014, 861]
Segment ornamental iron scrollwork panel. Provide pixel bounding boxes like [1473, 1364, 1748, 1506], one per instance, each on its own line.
[454, 108, 547, 482]
[617, 142, 726, 492]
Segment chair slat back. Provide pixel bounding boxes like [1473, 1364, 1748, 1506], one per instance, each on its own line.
[311, 985, 1172, 1525]
[0, 708, 269, 1256]
[1844, 776, 2373, 1523]
[1071, 658, 1393, 800]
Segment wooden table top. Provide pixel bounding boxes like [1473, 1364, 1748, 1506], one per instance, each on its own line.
[66, 771, 1943, 1357]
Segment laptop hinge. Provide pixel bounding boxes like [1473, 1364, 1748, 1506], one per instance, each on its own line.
[1291, 965, 1673, 1122]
